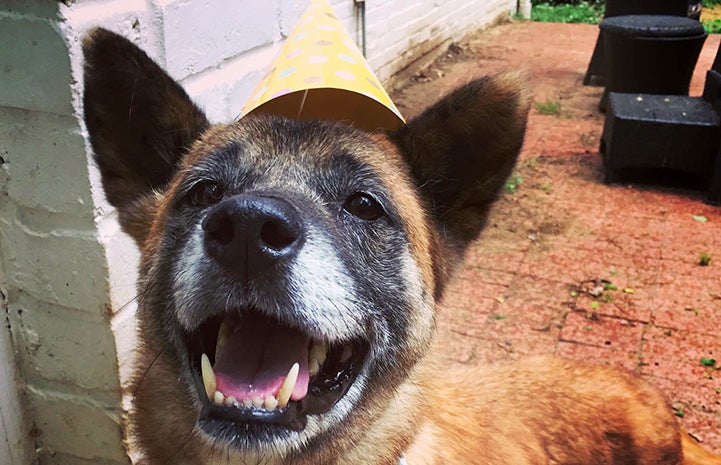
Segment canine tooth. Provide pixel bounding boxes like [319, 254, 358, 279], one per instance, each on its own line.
[216, 320, 233, 357]
[310, 341, 328, 366]
[225, 395, 237, 407]
[278, 362, 300, 408]
[213, 391, 225, 405]
[252, 396, 263, 408]
[264, 395, 278, 410]
[309, 358, 320, 377]
[201, 353, 216, 400]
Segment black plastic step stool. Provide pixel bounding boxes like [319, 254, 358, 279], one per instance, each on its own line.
[601, 93, 720, 189]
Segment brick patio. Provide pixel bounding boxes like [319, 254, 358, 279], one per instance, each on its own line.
[393, 21, 721, 452]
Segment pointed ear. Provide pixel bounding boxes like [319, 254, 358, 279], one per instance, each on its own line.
[82, 28, 209, 244]
[392, 73, 531, 254]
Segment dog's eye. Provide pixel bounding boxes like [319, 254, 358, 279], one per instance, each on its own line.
[343, 192, 384, 221]
[188, 181, 223, 207]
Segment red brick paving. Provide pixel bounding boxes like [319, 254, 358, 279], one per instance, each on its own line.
[393, 21, 721, 452]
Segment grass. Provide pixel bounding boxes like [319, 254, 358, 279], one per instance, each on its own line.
[530, 1, 721, 33]
[698, 1, 721, 33]
[531, 2, 603, 24]
[703, 19, 721, 34]
[505, 174, 524, 193]
[534, 100, 562, 116]
[699, 252, 712, 266]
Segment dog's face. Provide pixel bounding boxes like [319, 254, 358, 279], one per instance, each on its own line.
[83, 29, 529, 464]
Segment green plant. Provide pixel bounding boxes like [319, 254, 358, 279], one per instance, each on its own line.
[531, 2, 603, 24]
[505, 174, 524, 193]
[703, 0, 721, 8]
[699, 252, 712, 266]
[703, 19, 721, 34]
[524, 157, 539, 168]
[534, 100, 562, 116]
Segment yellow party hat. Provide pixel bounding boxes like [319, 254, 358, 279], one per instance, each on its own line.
[238, 0, 405, 132]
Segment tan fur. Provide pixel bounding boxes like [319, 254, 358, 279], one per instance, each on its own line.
[82, 29, 721, 465]
[681, 432, 721, 465]
[407, 355, 682, 465]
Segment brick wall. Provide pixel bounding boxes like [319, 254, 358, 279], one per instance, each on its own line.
[0, 1, 517, 463]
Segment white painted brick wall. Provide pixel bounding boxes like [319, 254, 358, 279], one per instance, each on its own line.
[161, 0, 279, 80]
[0, 1, 517, 463]
[1, 262, 34, 465]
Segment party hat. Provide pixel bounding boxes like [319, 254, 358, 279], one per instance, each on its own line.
[238, 0, 405, 132]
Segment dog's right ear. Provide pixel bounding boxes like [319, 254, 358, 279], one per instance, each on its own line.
[83, 28, 209, 244]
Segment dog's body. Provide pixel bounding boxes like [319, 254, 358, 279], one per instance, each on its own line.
[82, 29, 721, 465]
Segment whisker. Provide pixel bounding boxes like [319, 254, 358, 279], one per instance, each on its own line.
[131, 346, 168, 398]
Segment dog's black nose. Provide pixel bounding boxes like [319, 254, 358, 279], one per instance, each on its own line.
[203, 195, 304, 276]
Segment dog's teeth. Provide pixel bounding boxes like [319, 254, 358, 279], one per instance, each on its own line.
[309, 341, 328, 367]
[309, 358, 320, 377]
[225, 395, 237, 407]
[252, 396, 263, 408]
[264, 395, 278, 410]
[243, 398, 253, 408]
[216, 320, 233, 357]
[277, 362, 300, 408]
[213, 391, 225, 406]
[201, 353, 216, 401]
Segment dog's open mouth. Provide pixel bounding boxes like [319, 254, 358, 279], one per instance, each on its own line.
[188, 311, 368, 432]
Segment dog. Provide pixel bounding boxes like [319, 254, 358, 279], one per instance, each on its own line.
[82, 28, 721, 465]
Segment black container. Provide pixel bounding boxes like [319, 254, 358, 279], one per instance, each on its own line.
[583, 0, 690, 86]
[599, 15, 706, 111]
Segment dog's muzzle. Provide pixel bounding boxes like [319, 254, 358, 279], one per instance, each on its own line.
[185, 194, 370, 434]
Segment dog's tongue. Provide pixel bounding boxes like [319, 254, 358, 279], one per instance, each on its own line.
[213, 316, 310, 402]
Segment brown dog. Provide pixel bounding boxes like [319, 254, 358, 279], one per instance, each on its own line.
[83, 28, 721, 465]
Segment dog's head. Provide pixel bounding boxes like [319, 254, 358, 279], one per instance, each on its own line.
[83, 28, 529, 464]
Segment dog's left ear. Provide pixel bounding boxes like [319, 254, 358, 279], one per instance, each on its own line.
[392, 73, 531, 256]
